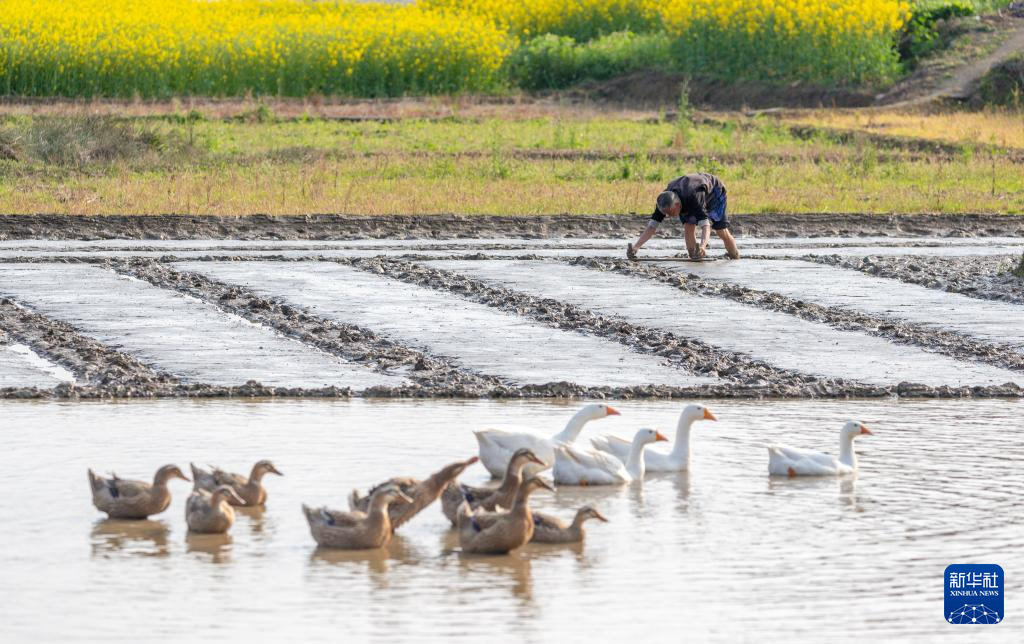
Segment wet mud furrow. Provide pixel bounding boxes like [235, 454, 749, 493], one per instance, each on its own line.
[589, 258, 1024, 374]
[807, 254, 1024, 306]
[348, 256, 883, 398]
[108, 258, 761, 399]
[0, 296, 177, 397]
[2, 213, 1022, 242]
[109, 258, 511, 397]
[0, 294, 362, 399]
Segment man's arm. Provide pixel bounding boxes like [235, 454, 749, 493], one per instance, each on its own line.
[632, 220, 659, 251]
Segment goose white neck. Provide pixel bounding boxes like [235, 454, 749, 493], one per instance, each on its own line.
[625, 436, 648, 479]
[552, 407, 597, 443]
[669, 416, 696, 460]
[838, 434, 858, 468]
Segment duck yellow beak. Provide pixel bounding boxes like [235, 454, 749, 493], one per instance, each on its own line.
[655, 431, 669, 442]
[605, 406, 621, 416]
[860, 425, 874, 436]
[703, 408, 717, 421]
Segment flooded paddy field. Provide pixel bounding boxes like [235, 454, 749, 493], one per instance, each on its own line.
[2, 219, 1022, 642]
[1, 397, 1021, 643]
[0, 232, 1021, 399]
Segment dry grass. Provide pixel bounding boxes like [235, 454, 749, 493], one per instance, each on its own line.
[0, 110, 1022, 216]
[780, 107, 1024, 149]
[2, 154, 1022, 216]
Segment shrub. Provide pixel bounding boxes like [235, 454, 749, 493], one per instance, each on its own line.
[899, 1, 976, 66]
[976, 54, 1024, 109]
[509, 31, 673, 90]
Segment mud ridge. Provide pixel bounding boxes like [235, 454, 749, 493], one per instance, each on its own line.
[807, 254, 1024, 307]
[109, 258, 511, 397]
[344, 256, 897, 399]
[1, 213, 1022, 242]
[586, 257, 1024, 374]
[0, 296, 178, 394]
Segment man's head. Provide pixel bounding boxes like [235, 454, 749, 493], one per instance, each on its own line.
[657, 190, 681, 217]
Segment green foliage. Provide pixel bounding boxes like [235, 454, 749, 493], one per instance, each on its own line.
[977, 54, 1024, 109]
[900, 1, 975, 66]
[507, 31, 673, 90]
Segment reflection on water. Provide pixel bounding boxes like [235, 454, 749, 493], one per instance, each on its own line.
[2, 397, 1022, 643]
[185, 532, 234, 564]
[90, 519, 170, 558]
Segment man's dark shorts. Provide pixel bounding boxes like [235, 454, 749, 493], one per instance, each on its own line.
[681, 186, 729, 230]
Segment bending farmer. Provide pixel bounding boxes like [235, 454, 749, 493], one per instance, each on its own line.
[627, 173, 740, 260]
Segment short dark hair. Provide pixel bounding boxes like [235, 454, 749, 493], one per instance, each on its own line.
[656, 190, 680, 213]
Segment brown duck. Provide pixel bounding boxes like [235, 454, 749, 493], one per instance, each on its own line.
[457, 477, 554, 555]
[304, 485, 412, 549]
[530, 506, 608, 543]
[186, 485, 245, 534]
[88, 465, 190, 519]
[348, 456, 479, 531]
[440, 448, 544, 525]
[191, 460, 283, 507]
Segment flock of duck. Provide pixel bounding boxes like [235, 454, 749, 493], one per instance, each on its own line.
[88, 403, 874, 555]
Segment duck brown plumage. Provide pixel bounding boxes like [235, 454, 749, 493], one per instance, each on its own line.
[530, 505, 608, 543]
[441, 449, 544, 525]
[304, 485, 413, 549]
[88, 464, 190, 519]
[456, 477, 554, 555]
[348, 456, 479, 531]
[192, 460, 283, 507]
[186, 485, 245, 534]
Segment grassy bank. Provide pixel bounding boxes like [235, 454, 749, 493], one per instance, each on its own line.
[0, 110, 1022, 216]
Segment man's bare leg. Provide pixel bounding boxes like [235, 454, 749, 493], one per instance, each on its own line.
[684, 223, 703, 259]
[716, 228, 741, 259]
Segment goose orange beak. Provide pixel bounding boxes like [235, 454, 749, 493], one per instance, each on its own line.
[655, 431, 669, 442]
[606, 406, 621, 416]
[860, 425, 873, 435]
[703, 408, 717, 421]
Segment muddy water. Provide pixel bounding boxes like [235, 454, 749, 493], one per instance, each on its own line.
[429, 260, 1023, 387]
[176, 261, 714, 388]
[1, 236, 1022, 251]
[668, 259, 1024, 351]
[0, 263, 404, 389]
[1, 235, 1023, 262]
[1, 398, 1020, 643]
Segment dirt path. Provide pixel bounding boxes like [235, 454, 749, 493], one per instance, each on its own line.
[881, 17, 1024, 107]
[922, 22, 1024, 103]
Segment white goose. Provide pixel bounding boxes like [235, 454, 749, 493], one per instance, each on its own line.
[474, 403, 620, 478]
[554, 428, 668, 486]
[591, 404, 716, 472]
[768, 421, 874, 477]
